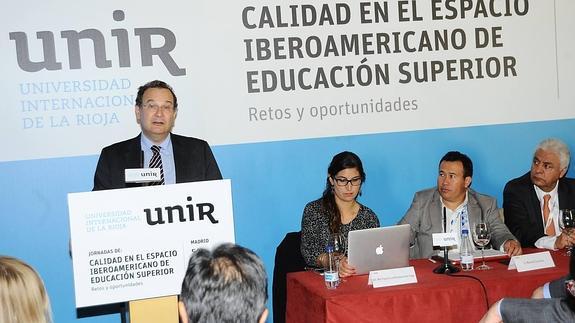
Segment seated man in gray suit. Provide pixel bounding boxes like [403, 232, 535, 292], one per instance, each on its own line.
[480, 252, 575, 323]
[399, 151, 522, 259]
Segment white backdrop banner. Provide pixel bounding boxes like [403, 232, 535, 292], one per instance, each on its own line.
[67, 180, 234, 308]
[1, 0, 574, 161]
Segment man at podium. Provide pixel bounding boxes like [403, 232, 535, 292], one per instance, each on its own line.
[86, 80, 223, 321]
[93, 80, 222, 190]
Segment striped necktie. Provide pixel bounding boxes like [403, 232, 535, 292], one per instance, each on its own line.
[149, 145, 165, 185]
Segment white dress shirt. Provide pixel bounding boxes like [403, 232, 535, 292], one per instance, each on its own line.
[441, 193, 473, 252]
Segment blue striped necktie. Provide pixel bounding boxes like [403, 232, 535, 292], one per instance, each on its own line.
[148, 145, 165, 185]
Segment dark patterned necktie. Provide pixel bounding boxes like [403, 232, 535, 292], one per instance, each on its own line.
[148, 145, 165, 185]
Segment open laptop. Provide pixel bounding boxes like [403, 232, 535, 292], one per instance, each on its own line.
[347, 224, 411, 275]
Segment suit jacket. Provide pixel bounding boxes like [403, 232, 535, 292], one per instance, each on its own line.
[399, 188, 516, 259]
[503, 172, 575, 247]
[500, 298, 575, 322]
[93, 133, 222, 190]
[549, 276, 570, 298]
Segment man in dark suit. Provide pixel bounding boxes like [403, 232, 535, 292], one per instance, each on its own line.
[399, 151, 522, 259]
[89, 80, 222, 321]
[504, 138, 575, 249]
[93, 80, 221, 190]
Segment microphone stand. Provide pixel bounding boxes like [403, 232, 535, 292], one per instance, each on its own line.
[433, 207, 460, 274]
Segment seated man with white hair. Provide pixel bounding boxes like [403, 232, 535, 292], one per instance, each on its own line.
[504, 138, 575, 250]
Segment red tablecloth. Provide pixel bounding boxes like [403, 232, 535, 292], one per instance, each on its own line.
[286, 250, 569, 323]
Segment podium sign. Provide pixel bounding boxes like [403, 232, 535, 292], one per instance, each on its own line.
[68, 180, 234, 308]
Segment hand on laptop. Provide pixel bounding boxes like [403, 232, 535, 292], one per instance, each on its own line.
[339, 257, 357, 277]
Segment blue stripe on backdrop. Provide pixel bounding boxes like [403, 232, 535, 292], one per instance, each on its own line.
[1, 118, 574, 322]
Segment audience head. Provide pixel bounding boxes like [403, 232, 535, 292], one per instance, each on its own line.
[531, 138, 570, 192]
[437, 151, 473, 205]
[179, 243, 268, 323]
[322, 151, 366, 232]
[134, 80, 178, 144]
[0, 256, 52, 323]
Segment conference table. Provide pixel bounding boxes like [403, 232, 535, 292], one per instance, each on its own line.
[286, 250, 569, 323]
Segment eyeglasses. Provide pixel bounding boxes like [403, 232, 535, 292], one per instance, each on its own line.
[332, 176, 362, 187]
[142, 102, 175, 112]
[566, 279, 575, 297]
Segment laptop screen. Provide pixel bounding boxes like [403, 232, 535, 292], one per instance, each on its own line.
[347, 224, 411, 275]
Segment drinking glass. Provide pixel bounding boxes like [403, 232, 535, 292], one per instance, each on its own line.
[330, 233, 347, 282]
[473, 223, 492, 270]
[332, 232, 347, 262]
[559, 209, 575, 256]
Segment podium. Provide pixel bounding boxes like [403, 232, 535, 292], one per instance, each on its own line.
[129, 296, 178, 323]
[67, 180, 234, 319]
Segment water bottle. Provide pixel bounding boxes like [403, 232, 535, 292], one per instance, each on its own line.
[460, 229, 474, 271]
[324, 245, 339, 289]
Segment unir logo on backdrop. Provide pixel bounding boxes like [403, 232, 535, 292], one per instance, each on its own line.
[8, 10, 187, 76]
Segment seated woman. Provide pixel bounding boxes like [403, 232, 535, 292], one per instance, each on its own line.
[0, 256, 53, 323]
[300, 151, 380, 277]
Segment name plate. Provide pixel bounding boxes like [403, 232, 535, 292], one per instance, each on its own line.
[432, 232, 458, 247]
[125, 168, 161, 183]
[368, 266, 417, 288]
[508, 251, 555, 272]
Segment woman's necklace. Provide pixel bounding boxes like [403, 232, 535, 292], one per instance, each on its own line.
[341, 201, 359, 226]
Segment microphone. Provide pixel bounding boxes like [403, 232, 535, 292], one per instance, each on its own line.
[124, 150, 161, 185]
[433, 206, 460, 274]
[140, 150, 145, 187]
[442, 206, 454, 238]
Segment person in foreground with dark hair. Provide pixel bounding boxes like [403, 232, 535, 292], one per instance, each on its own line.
[93, 79, 221, 190]
[300, 151, 380, 277]
[178, 243, 268, 323]
[398, 151, 522, 259]
[480, 252, 575, 323]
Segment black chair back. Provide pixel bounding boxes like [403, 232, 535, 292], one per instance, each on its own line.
[272, 231, 306, 323]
